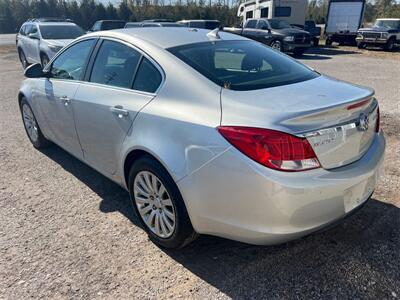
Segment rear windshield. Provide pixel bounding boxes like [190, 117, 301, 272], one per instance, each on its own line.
[168, 40, 318, 91]
[39, 25, 84, 39]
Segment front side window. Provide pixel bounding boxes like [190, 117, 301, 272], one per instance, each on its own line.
[246, 19, 257, 28]
[133, 57, 162, 93]
[39, 25, 84, 40]
[168, 40, 318, 91]
[51, 39, 95, 80]
[90, 40, 141, 89]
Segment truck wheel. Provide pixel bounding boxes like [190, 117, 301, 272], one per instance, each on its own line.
[325, 38, 332, 46]
[313, 38, 319, 47]
[384, 38, 395, 51]
[357, 42, 366, 49]
[270, 40, 283, 52]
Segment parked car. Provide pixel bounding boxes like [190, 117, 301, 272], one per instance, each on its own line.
[177, 19, 221, 30]
[356, 18, 400, 51]
[16, 18, 84, 68]
[90, 20, 126, 32]
[224, 18, 312, 56]
[296, 20, 321, 47]
[125, 22, 184, 28]
[325, 0, 365, 45]
[19, 28, 385, 249]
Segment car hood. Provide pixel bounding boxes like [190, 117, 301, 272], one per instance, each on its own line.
[43, 39, 74, 47]
[358, 26, 391, 33]
[272, 27, 310, 35]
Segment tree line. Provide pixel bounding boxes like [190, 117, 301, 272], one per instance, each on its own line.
[0, 0, 399, 34]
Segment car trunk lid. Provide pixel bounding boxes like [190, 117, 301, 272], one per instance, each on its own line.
[220, 75, 378, 169]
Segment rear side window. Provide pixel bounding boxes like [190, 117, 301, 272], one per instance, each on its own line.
[90, 40, 141, 89]
[168, 40, 318, 91]
[133, 57, 162, 93]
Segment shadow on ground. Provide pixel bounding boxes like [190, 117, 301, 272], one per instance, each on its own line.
[299, 46, 360, 60]
[40, 145, 400, 299]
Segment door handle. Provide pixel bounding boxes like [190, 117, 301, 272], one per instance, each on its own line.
[110, 105, 129, 118]
[59, 96, 70, 106]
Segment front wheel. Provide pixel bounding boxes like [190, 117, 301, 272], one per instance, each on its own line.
[18, 48, 28, 69]
[270, 40, 283, 52]
[20, 97, 51, 148]
[384, 38, 395, 51]
[128, 156, 197, 249]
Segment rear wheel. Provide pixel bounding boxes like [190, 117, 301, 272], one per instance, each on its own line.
[325, 38, 332, 46]
[128, 156, 197, 248]
[18, 48, 28, 69]
[293, 48, 306, 57]
[20, 97, 51, 149]
[270, 40, 283, 52]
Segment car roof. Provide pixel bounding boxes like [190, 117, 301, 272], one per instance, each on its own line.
[85, 27, 247, 49]
[179, 19, 220, 22]
[25, 21, 78, 26]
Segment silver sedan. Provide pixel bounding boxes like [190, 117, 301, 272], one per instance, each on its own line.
[19, 28, 385, 248]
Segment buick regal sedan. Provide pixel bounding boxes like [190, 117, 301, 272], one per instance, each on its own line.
[19, 28, 385, 248]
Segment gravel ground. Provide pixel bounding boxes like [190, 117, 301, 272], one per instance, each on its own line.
[0, 44, 399, 299]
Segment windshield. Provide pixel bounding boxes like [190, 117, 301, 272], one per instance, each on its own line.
[374, 20, 400, 29]
[268, 19, 291, 29]
[39, 25, 84, 39]
[168, 40, 318, 91]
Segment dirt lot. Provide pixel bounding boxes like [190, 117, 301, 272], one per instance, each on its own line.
[0, 44, 399, 299]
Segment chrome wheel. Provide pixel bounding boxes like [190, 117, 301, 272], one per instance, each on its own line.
[22, 104, 39, 143]
[134, 171, 176, 238]
[271, 40, 282, 51]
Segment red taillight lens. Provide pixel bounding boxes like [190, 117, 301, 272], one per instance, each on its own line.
[218, 126, 321, 172]
[376, 107, 380, 132]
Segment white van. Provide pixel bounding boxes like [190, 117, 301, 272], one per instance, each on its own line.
[237, 0, 307, 26]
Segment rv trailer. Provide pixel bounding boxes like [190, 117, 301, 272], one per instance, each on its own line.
[237, 0, 307, 26]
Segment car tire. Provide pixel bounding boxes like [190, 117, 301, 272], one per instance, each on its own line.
[313, 38, 319, 47]
[128, 155, 198, 249]
[20, 97, 51, 149]
[357, 42, 366, 49]
[293, 48, 306, 57]
[18, 48, 29, 69]
[325, 38, 332, 46]
[384, 38, 395, 51]
[40, 53, 50, 68]
[270, 40, 283, 52]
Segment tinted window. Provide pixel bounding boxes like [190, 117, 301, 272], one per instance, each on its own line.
[168, 40, 318, 91]
[246, 11, 254, 20]
[274, 7, 291, 17]
[90, 40, 141, 89]
[246, 19, 257, 28]
[133, 57, 162, 93]
[39, 25, 84, 39]
[268, 19, 291, 29]
[257, 20, 269, 29]
[103, 21, 126, 30]
[51, 39, 95, 80]
[204, 21, 221, 30]
[261, 8, 269, 18]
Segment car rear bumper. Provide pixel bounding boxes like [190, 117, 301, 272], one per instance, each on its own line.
[177, 131, 385, 245]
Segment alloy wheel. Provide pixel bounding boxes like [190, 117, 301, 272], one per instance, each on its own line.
[133, 171, 176, 238]
[271, 41, 282, 52]
[22, 104, 39, 143]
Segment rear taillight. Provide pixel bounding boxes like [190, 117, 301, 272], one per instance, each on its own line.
[218, 126, 321, 172]
[376, 107, 380, 132]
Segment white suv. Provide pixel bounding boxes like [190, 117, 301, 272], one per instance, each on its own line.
[16, 18, 84, 69]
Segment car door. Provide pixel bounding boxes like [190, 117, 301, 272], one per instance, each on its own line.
[73, 38, 162, 175]
[35, 39, 97, 159]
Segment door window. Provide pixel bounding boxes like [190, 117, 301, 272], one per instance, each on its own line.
[257, 20, 269, 29]
[50, 39, 95, 80]
[90, 40, 141, 89]
[246, 19, 257, 28]
[132, 57, 162, 93]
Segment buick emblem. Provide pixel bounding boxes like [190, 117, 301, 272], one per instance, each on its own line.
[358, 113, 369, 131]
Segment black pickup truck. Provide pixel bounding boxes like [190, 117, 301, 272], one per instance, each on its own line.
[224, 18, 312, 56]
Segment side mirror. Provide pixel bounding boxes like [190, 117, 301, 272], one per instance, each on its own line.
[28, 32, 40, 39]
[24, 63, 47, 78]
